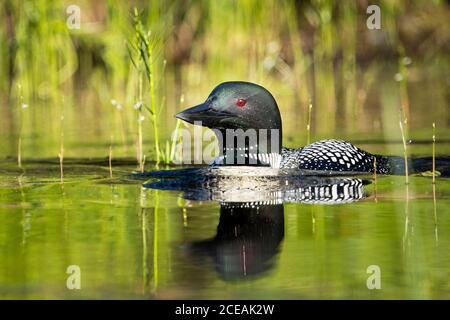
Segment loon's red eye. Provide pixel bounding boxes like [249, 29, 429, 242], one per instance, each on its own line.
[236, 98, 246, 107]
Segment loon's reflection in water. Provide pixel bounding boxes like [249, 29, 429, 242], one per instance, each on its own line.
[145, 167, 371, 279]
[188, 203, 284, 280]
[144, 167, 369, 204]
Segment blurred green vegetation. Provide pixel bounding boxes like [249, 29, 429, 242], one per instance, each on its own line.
[0, 0, 449, 166]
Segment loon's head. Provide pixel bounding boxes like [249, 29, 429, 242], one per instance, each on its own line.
[176, 82, 283, 167]
[176, 81, 282, 132]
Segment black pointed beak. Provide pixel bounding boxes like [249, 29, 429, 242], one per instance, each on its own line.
[176, 102, 231, 127]
[176, 103, 210, 123]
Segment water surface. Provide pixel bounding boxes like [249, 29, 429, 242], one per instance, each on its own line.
[1, 144, 450, 299]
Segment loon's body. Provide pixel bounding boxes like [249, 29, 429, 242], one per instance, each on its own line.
[211, 141, 390, 173]
[280, 140, 390, 173]
[176, 81, 391, 174]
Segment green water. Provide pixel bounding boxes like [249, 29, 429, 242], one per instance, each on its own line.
[0, 150, 449, 300]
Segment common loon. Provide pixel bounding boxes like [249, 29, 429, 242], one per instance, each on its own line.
[176, 81, 391, 174]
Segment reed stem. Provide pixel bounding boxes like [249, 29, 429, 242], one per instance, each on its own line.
[18, 138, 22, 168]
[136, 69, 144, 172]
[109, 137, 113, 179]
[138, 112, 144, 172]
[17, 85, 23, 168]
[148, 48, 161, 164]
[399, 120, 409, 184]
[398, 47, 411, 126]
[58, 147, 64, 183]
[306, 100, 313, 145]
[432, 122, 436, 184]
[59, 111, 65, 183]
[373, 157, 377, 202]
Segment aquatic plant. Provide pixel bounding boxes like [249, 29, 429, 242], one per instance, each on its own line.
[396, 48, 411, 185]
[129, 9, 161, 168]
[432, 122, 436, 184]
[58, 97, 66, 183]
[109, 135, 113, 179]
[134, 100, 145, 172]
[306, 101, 313, 145]
[16, 85, 26, 168]
[373, 157, 377, 202]
[58, 114, 64, 183]
[397, 47, 411, 128]
[399, 120, 409, 184]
